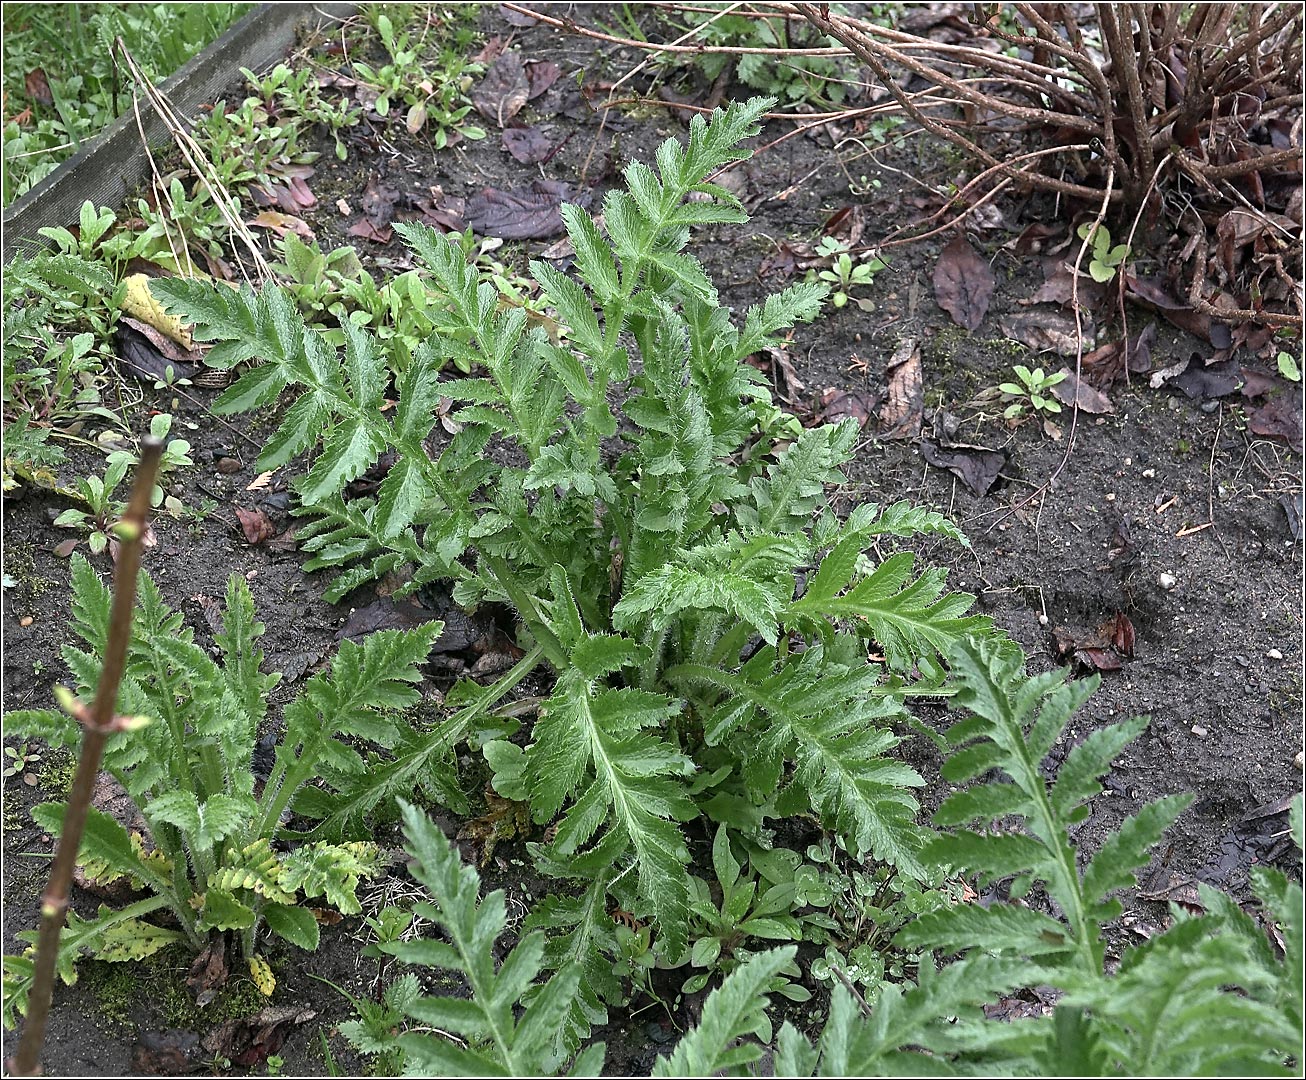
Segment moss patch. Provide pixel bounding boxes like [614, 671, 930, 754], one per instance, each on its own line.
[85, 944, 277, 1032]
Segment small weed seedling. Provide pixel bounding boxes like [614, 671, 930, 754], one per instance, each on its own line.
[1077, 221, 1130, 282]
[999, 364, 1067, 420]
[51, 458, 132, 556]
[3, 744, 42, 784]
[814, 237, 886, 311]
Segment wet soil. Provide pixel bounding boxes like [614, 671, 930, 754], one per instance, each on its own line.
[2, 4, 1302, 1075]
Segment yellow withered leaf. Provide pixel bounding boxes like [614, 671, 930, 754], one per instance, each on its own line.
[249, 954, 276, 997]
[120, 274, 194, 348]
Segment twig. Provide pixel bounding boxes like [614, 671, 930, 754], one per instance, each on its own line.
[830, 965, 874, 1018]
[792, 3, 1121, 204]
[116, 39, 272, 282]
[1207, 403, 1232, 560]
[878, 144, 1093, 249]
[7, 440, 164, 1078]
[610, 1, 747, 97]
[1115, 155, 1175, 381]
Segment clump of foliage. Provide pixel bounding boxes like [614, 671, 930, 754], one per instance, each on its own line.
[349, 9, 486, 147]
[1, 559, 445, 1026]
[1, 2, 252, 204]
[632, 5, 858, 108]
[660, 637, 1303, 1076]
[155, 97, 991, 1050]
[324, 641, 1303, 1075]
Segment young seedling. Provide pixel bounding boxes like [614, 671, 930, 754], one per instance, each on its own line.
[815, 236, 886, 311]
[999, 364, 1067, 420]
[7, 439, 162, 1078]
[2, 744, 42, 785]
[1076, 221, 1130, 282]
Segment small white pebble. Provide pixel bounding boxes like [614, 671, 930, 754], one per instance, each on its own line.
[1105, 492, 1116, 501]
[1295, 751, 1304, 771]
[1191, 725, 1208, 737]
[1142, 468, 1155, 478]
[1267, 648, 1284, 660]
[1124, 457, 1132, 466]
[1158, 572, 1177, 590]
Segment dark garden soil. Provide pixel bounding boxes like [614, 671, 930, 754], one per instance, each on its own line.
[2, 5, 1302, 1075]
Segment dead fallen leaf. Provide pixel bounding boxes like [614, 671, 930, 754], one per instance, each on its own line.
[821, 205, 865, 249]
[338, 597, 442, 642]
[235, 507, 276, 545]
[1124, 274, 1232, 349]
[201, 1006, 316, 1070]
[1248, 396, 1304, 445]
[1050, 611, 1136, 672]
[816, 388, 878, 428]
[249, 210, 314, 241]
[114, 318, 202, 384]
[1173, 358, 1243, 400]
[361, 174, 400, 224]
[348, 218, 393, 243]
[502, 125, 555, 164]
[406, 100, 428, 135]
[186, 939, 230, 1007]
[132, 1029, 201, 1075]
[53, 538, 79, 559]
[1102, 611, 1135, 656]
[24, 68, 53, 107]
[932, 236, 995, 331]
[998, 309, 1091, 357]
[473, 51, 529, 126]
[919, 439, 1008, 497]
[763, 345, 805, 403]
[464, 179, 577, 240]
[1050, 368, 1115, 414]
[525, 59, 562, 99]
[1024, 256, 1108, 308]
[877, 337, 923, 439]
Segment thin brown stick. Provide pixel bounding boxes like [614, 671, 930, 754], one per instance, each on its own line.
[1176, 147, 1303, 181]
[877, 144, 1093, 249]
[793, 3, 1122, 204]
[116, 40, 272, 282]
[1100, 5, 1154, 195]
[7, 440, 164, 1078]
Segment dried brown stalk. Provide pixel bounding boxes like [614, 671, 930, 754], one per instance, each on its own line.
[7, 440, 164, 1078]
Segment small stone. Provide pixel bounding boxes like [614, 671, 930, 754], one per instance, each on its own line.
[1038, 613, 1049, 626]
[1191, 725, 1208, 737]
[337, 198, 352, 215]
[1267, 648, 1284, 660]
[19, 615, 33, 627]
[1158, 572, 1177, 591]
[1105, 492, 1116, 501]
[1124, 457, 1132, 466]
[1142, 468, 1155, 478]
[1200, 400, 1219, 413]
[1295, 751, 1304, 771]
[216, 457, 242, 474]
